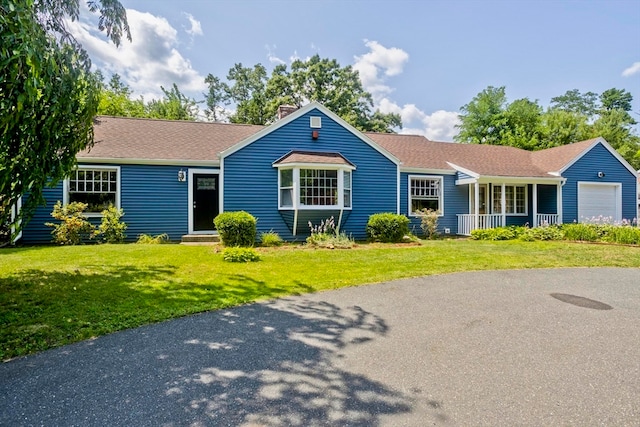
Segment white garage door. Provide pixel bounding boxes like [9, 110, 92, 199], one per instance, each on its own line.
[578, 183, 621, 222]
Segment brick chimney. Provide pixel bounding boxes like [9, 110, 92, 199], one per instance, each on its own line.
[277, 105, 297, 120]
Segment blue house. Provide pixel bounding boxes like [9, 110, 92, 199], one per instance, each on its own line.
[18, 102, 639, 243]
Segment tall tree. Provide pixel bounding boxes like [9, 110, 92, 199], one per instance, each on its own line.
[203, 74, 230, 122]
[1, 0, 130, 241]
[455, 86, 508, 145]
[97, 72, 146, 117]
[212, 55, 401, 132]
[146, 84, 199, 121]
[550, 89, 599, 117]
[600, 88, 633, 113]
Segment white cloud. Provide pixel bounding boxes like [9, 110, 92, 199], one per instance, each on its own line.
[379, 98, 459, 141]
[183, 13, 203, 37]
[622, 61, 640, 77]
[353, 40, 409, 100]
[68, 8, 206, 101]
[265, 44, 286, 65]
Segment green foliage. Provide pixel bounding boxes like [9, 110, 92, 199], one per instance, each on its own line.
[97, 205, 127, 243]
[207, 55, 401, 132]
[561, 223, 603, 242]
[456, 85, 640, 169]
[471, 226, 525, 241]
[214, 211, 257, 247]
[45, 202, 95, 245]
[146, 83, 198, 121]
[366, 213, 411, 243]
[519, 225, 564, 242]
[96, 72, 146, 117]
[306, 217, 355, 248]
[601, 225, 640, 245]
[222, 247, 261, 263]
[1, 0, 129, 238]
[136, 233, 170, 244]
[419, 209, 440, 239]
[260, 230, 283, 247]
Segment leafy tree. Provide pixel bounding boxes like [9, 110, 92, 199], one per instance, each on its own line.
[96, 72, 146, 117]
[1, 0, 130, 241]
[455, 86, 508, 145]
[600, 88, 633, 113]
[225, 63, 269, 125]
[537, 109, 591, 149]
[203, 74, 230, 121]
[146, 84, 199, 121]
[211, 55, 401, 132]
[550, 89, 599, 117]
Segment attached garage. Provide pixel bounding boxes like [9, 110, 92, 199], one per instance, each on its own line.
[578, 182, 622, 222]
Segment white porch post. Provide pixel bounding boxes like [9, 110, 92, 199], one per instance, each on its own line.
[533, 184, 538, 227]
[474, 181, 479, 230]
[501, 183, 506, 227]
[557, 182, 563, 224]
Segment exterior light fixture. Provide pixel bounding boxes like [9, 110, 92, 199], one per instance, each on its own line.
[178, 169, 186, 182]
[597, 171, 605, 178]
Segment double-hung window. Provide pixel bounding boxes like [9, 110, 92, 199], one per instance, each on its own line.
[65, 165, 120, 214]
[492, 185, 526, 214]
[410, 176, 443, 215]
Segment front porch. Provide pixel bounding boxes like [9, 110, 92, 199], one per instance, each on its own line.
[455, 180, 564, 236]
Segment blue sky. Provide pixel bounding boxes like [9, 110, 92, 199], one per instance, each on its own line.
[70, 0, 640, 140]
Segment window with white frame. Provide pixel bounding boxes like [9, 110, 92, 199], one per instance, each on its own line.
[67, 166, 119, 214]
[278, 167, 352, 209]
[492, 185, 526, 214]
[410, 176, 442, 214]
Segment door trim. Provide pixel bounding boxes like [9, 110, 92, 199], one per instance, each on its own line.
[188, 168, 220, 234]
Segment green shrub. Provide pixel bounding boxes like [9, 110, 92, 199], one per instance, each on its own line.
[470, 226, 525, 241]
[561, 223, 602, 242]
[45, 201, 95, 245]
[97, 205, 127, 243]
[260, 230, 283, 247]
[136, 233, 170, 244]
[519, 225, 564, 242]
[214, 211, 257, 247]
[419, 208, 440, 239]
[601, 226, 640, 245]
[222, 247, 261, 262]
[366, 213, 410, 243]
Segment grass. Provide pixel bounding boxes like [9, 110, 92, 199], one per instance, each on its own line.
[1, 240, 639, 360]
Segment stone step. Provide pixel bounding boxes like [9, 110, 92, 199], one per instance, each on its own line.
[180, 234, 220, 244]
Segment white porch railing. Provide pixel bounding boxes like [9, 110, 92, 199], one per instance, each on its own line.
[457, 214, 504, 236]
[535, 214, 559, 227]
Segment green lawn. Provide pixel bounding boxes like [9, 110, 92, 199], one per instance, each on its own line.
[1, 240, 639, 360]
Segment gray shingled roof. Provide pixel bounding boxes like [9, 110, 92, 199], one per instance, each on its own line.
[83, 115, 597, 177]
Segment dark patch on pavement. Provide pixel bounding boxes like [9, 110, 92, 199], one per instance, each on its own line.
[550, 293, 613, 310]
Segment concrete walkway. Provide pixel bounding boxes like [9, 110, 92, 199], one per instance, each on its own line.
[1, 268, 639, 426]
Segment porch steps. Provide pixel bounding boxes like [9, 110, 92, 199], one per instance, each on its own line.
[180, 234, 220, 245]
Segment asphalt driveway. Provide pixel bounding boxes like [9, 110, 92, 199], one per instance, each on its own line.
[1, 268, 639, 426]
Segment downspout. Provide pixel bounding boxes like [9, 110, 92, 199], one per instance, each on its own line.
[293, 209, 298, 236]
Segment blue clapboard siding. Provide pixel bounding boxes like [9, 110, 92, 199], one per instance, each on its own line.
[19, 185, 65, 244]
[223, 108, 398, 241]
[561, 141, 637, 222]
[20, 164, 194, 244]
[120, 164, 191, 241]
[400, 173, 467, 235]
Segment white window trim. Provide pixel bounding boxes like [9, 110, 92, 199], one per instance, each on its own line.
[63, 165, 121, 217]
[491, 184, 528, 216]
[408, 175, 444, 217]
[276, 164, 354, 210]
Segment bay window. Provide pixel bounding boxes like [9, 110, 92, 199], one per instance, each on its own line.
[278, 167, 353, 209]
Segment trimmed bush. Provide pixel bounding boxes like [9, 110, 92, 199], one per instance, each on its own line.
[519, 225, 564, 242]
[214, 211, 257, 247]
[46, 201, 95, 245]
[222, 247, 261, 262]
[366, 213, 410, 243]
